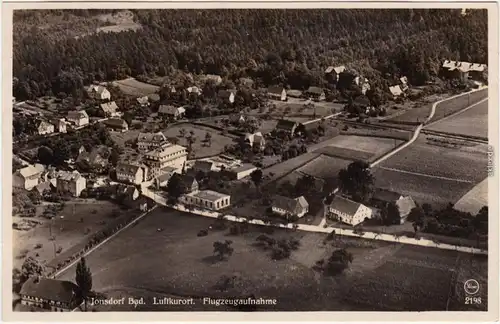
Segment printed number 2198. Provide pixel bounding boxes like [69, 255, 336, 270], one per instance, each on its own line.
[465, 297, 482, 305]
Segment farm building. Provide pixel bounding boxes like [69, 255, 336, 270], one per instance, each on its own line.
[275, 119, 299, 137]
[144, 143, 188, 178]
[327, 196, 372, 226]
[371, 188, 416, 224]
[87, 85, 111, 101]
[37, 120, 54, 135]
[116, 163, 149, 185]
[286, 89, 303, 98]
[224, 164, 258, 180]
[158, 105, 186, 120]
[55, 119, 67, 133]
[325, 65, 346, 82]
[244, 132, 266, 150]
[271, 195, 309, 218]
[67, 110, 89, 127]
[304, 86, 326, 101]
[13, 164, 45, 190]
[137, 132, 168, 153]
[103, 118, 129, 132]
[218, 89, 237, 103]
[20, 277, 80, 312]
[296, 119, 324, 136]
[182, 190, 231, 211]
[100, 101, 120, 117]
[268, 86, 287, 101]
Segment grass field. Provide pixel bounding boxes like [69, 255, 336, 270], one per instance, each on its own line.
[112, 78, 160, 97]
[268, 98, 344, 119]
[453, 178, 488, 215]
[162, 124, 236, 158]
[426, 99, 488, 139]
[296, 155, 351, 179]
[55, 208, 487, 311]
[12, 200, 127, 270]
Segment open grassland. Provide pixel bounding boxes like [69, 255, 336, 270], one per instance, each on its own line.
[162, 124, 236, 158]
[296, 154, 351, 179]
[426, 99, 488, 139]
[111, 78, 160, 97]
[55, 208, 487, 311]
[453, 179, 488, 215]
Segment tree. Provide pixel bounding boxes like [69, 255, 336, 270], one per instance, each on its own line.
[325, 248, 353, 275]
[337, 161, 374, 202]
[213, 240, 234, 260]
[380, 201, 401, 226]
[37, 146, 54, 165]
[108, 148, 120, 167]
[421, 203, 433, 216]
[21, 257, 44, 282]
[204, 132, 212, 147]
[75, 257, 93, 311]
[250, 169, 263, 193]
[166, 174, 183, 203]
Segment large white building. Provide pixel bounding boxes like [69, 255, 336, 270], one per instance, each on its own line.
[327, 196, 373, 226]
[182, 190, 231, 211]
[144, 143, 188, 178]
[67, 110, 89, 127]
[13, 164, 45, 190]
[137, 132, 168, 153]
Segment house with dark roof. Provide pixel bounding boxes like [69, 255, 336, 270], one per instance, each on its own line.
[286, 89, 302, 98]
[137, 132, 168, 153]
[267, 86, 287, 101]
[170, 173, 199, 193]
[304, 87, 326, 101]
[76, 146, 110, 171]
[116, 163, 148, 185]
[271, 195, 309, 218]
[275, 119, 299, 137]
[67, 110, 89, 127]
[191, 160, 217, 174]
[327, 196, 372, 226]
[103, 118, 128, 132]
[371, 189, 416, 224]
[158, 105, 186, 120]
[20, 277, 81, 312]
[325, 65, 346, 82]
[87, 84, 111, 101]
[100, 101, 119, 117]
[218, 89, 237, 104]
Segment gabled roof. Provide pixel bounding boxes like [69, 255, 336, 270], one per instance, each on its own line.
[353, 95, 371, 107]
[171, 173, 197, 189]
[190, 189, 229, 202]
[104, 118, 128, 128]
[229, 113, 246, 122]
[192, 160, 215, 172]
[137, 132, 167, 143]
[87, 85, 108, 95]
[67, 110, 89, 120]
[20, 277, 78, 304]
[116, 163, 143, 176]
[389, 85, 403, 96]
[157, 172, 173, 183]
[272, 195, 308, 215]
[33, 181, 52, 195]
[145, 143, 187, 159]
[400, 76, 408, 85]
[268, 86, 285, 95]
[325, 65, 346, 74]
[17, 164, 45, 178]
[244, 132, 264, 144]
[38, 120, 53, 129]
[305, 86, 325, 95]
[187, 86, 202, 94]
[158, 105, 185, 115]
[442, 60, 487, 73]
[372, 188, 402, 203]
[56, 171, 83, 182]
[296, 196, 309, 209]
[229, 163, 257, 174]
[100, 101, 119, 113]
[276, 119, 298, 131]
[136, 96, 149, 105]
[329, 196, 362, 217]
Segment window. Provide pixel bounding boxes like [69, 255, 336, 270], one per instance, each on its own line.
[210, 202, 213, 209]
[217, 201, 220, 209]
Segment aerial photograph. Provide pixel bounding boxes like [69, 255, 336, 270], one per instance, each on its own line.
[10, 8, 489, 312]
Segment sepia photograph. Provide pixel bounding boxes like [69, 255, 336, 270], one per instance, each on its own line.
[2, 2, 499, 321]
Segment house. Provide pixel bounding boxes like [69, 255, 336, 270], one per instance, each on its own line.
[136, 96, 149, 107]
[13, 164, 45, 190]
[327, 196, 373, 226]
[137, 132, 168, 153]
[229, 113, 246, 125]
[170, 173, 199, 193]
[203, 74, 223, 85]
[100, 101, 119, 117]
[304, 86, 326, 101]
[187, 86, 202, 95]
[224, 164, 257, 180]
[116, 163, 149, 185]
[158, 105, 186, 120]
[155, 172, 174, 189]
[103, 118, 129, 132]
[286, 90, 302, 98]
[37, 121, 54, 135]
[56, 119, 67, 133]
[267, 86, 287, 101]
[371, 189, 416, 224]
[87, 85, 111, 101]
[400, 76, 409, 91]
[115, 184, 140, 207]
[144, 143, 188, 178]
[218, 89, 237, 104]
[19, 277, 80, 312]
[76, 146, 109, 171]
[182, 190, 230, 211]
[239, 77, 254, 88]
[442, 60, 487, 82]
[275, 119, 299, 137]
[55, 171, 86, 197]
[271, 195, 309, 218]
[389, 85, 404, 99]
[33, 181, 53, 196]
[191, 160, 217, 174]
[325, 65, 346, 82]
[244, 132, 266, 150]
[67, 110, 89, 127]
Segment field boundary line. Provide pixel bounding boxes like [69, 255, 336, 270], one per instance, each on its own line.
[426, 97, 488, 128]
[52, 205, 158, 278]
[377, 166, 474, 183]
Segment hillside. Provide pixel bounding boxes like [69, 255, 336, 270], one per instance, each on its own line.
[13, 9, 488, 101]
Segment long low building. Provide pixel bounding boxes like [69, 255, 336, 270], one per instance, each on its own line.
[182, 190, 231, 211]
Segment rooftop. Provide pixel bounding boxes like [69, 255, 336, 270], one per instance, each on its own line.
[230, 163, 257, 173]
[146, 144, 187, 158]
[329, 196, 362, 216]
[20, 277, 78, 304]
[190, 190, 230, 202]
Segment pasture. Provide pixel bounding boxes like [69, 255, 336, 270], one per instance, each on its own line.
[426, 99, 488, 139]
[55, 208, 487, 311]
[112, 78, 160, 97]
[296, 154, 351, 179]
[454, 179, 488, 215]
[268, 98, 344, 119]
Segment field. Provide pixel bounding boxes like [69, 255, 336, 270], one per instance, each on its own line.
[267, 98, 344, 119]
[454, 178, 488, 215]
[262, 152, 319, 184]
[373, 135, 488, 207]
[55, 208, 487, 311]
[162, 124, 236, 158]
[296, 155, 351, 179]
[111, 78, 160, 97]
[340, 125, 413, 141]
[426, 99, 488, 139]
[12, 200, 128, 270]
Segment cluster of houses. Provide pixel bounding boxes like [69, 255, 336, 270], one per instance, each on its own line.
[441, 60, 487, 82]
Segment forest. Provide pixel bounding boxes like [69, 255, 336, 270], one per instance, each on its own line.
[13, 9, 488, 101]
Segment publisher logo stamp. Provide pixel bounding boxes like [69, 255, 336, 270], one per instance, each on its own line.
[464, 279, 480, 295]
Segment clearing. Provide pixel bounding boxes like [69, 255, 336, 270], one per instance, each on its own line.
[111, 78, 160, 97]
[55, 208, 487, 311]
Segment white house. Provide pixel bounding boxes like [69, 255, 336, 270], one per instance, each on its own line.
[144, 143, 188, 178]
[67, 110, 89, 127]
[267, 86, 287, 101]
[225, 164, 257, 180]
[182, 190, 231, 211]
[272, 195, 309, 218]
[37, 121, 55, 135]
[55, 171, 86, 197]
[13, 164, 45, 190]
[218, 89, 237, 104]
[56, 119, 67, 133]
[327, 196, 372, 226]
[158, 105, 186, 120]
[116, 163, 149, 185]
[244, 132, 266, 150]
[87, 85, 111, 101]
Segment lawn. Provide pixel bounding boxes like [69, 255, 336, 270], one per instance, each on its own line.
[12, 200, 129, 270]
[111, 78, 160, 97]
[54, 208, 487, 311]
[426, 99, 488, 139]
[162, 124, 236, 158]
